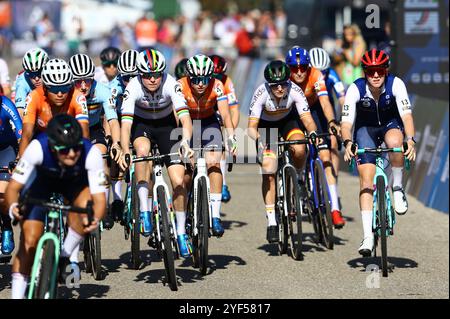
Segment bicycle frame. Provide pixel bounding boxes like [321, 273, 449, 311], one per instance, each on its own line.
[372, 156, 395, 236]
[277, 145, 297, 219]
[191, 155, 212, 237]
[306, 142, 331, 211]
[124, 160, 136, 235]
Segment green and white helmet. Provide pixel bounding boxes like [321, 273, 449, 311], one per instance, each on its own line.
[22, 48, 49, 73]
[186, 54, 214, 77]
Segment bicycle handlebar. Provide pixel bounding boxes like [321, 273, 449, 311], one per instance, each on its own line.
[348, 142, 411, 171]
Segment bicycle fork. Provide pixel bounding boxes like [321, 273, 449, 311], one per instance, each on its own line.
[192, 157, 211, 237]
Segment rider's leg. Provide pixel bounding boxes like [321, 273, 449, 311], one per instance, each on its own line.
[168, 164, 187, 235]
[206, 150, 223, 220]
[133, 137, 152, 235]
[94, 143, 112, 229]
[261, 155, 277, 227]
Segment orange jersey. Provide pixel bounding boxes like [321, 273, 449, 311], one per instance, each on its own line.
[295, 67, 328, 106]
[222, 75, 239, 109]
[23, 86, 89, 132]
[178, 77, 228, 119]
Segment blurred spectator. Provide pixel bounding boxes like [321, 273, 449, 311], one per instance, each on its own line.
[377, 21, 392, 56]
[274, 8, 287, 40]
[333, 24, 366, 87]
[34, 12, 55, 55]
[158, 18, 177, 46]
[135, 13, 158, 51]
[235, 22, 258, 58]
[66, 15, 83, 56]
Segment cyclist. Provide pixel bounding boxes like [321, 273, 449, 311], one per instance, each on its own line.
[13, 48, 49, 118]
[69, 53, 121, 229]
[118, 49, 195, 258]
[341, 49, 416, 256]
[95, 46, 121, 87]
[209, 54, 239, 203]
[108, 49, 139, 223]
[309, 47, 346, 207]
[18, 58, 90, 157]
[247, 60, 319, 243]
[5, 114, 107, 299]
[180, 54, 237, 238]
[174, 58, 188, 80]
[0, 57, 11, 97]
[0, 95, 22, 255]
[286, 46, 346, 229]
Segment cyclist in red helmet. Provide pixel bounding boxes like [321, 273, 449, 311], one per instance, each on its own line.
[341, 49, 417, 256]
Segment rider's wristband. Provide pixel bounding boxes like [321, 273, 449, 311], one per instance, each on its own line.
[343, 139, 352, 148]
[406, 136, 416, 144]
[9, 202, 19, 221]
[328, 119, 337, 126]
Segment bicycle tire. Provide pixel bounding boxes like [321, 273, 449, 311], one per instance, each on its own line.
[88, 227, 102, 280]
[157, 186, 178, 291]
[376, 175, 389, 277]
[130, 173, 141, 270]
[285, 167, 303, 260]
[197, 177, 209, 275]
[277, 175, 288, 255]
[187, 184, 200, 269]
[314, 161, 334, 250]
[35, 240, 57, 299]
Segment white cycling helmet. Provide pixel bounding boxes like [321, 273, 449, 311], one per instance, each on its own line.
[309, 47, 331, 71]
[22, 48, 49, 73]
[186, 54, 214, 77]
[42, 58, 73, 86]
[118, 49, 139, 76]
[136, 49, 166, 73]
[69, 54, 95, 80]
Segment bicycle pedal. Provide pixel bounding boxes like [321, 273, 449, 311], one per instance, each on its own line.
[147, 236, 157, 248]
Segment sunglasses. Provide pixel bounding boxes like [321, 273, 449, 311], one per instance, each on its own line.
[26, 70, 42, 79]
[141, 72, 163, 80]
[53, 143, 83, 155]
[269, 81, 289, 88]
[46, 84, 73, 94]
[190, 76, 212, 85]
[74, 78, 94, 87]
[290, 65, 309, 73]
[365, 68, 387, 77]
[102, 61, 118, 68]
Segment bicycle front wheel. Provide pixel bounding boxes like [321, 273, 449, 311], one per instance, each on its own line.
[376, 175, 389, 277]
[314, 161, 334, 250]
[157, 186, 178, 291]
[197, 177, 209, 276]
[285, 167, 303, 260]
[88, 227, 102, 280]
[130, 173, 141, 270]
[35, 241, 57, 299]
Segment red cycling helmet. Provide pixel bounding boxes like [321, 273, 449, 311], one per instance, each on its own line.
[361, 49, 390, 69]
[209, 54, 228, 75]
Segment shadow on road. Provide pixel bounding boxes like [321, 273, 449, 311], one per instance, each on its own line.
[58, 283, 110, 299]
[347, 256, 419, 272]
[0, 261, 12, 292]
[222, 219, 248, 230]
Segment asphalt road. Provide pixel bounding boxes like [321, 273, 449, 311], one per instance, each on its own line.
[0, 164, 448, 299]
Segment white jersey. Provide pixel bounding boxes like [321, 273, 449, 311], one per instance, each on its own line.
[248, 82, 310, 122]
[120, 73, 189, 122]
[0, 58, 11, 88]
[94, 66, 110, 86]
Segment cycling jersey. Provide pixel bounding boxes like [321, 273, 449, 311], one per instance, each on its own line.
[121, 73, 189, 123]
[110, 77, 125, 117]
[23, 86, 89, 132]
[248, 82, 310, 122]
[179, 77, 228, 120]
[0, 96, 22, 147]
[0, 58, 10, 95]
[219, 75, 239, 108]
[85, 80, 118, 127]
[341, 74, 412, 128]
[12, 72, 34, 110]
[295, 67, 328, 107]
[324, 68, 345, 107]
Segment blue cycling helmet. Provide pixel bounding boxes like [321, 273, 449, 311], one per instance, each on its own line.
[285, 46, 310, 66]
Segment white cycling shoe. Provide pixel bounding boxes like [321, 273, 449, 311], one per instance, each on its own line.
[393, 186, 408, 215]
[358, 236, 374, 257]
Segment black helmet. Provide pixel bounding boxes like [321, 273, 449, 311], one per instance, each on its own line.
[47, 114, 83, 150]
[209, 54, 228, 75]
[264, 60, 290, 85]
[100, 46, 121, 64]
[174, 58, 188, 80]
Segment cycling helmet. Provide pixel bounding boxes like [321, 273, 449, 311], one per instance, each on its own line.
[100, 46, 121, 64]
[285, 46, 310, 66]
[309, 47, 331, 71]
[264, 60, 291, 84]
[118, 49, 139, 75]
[209, 54, 228, 75]
[174, 58, 188, 80]
[136, 49, 166, 73]
[361, 48, 390, 69]
[22, 48, 49, 73]
[41, 59, 73, 87]
[186, 54, 214, 77]
[69, 54, 95, 80]
[47, 114, 83, 149]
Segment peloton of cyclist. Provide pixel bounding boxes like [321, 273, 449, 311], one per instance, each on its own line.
[5, 114, 107, 299]
[285, 46, 346, 229]
[341, 49, 416, 256]
[174, 58, 189, 80]
[247, 60, 319, 243]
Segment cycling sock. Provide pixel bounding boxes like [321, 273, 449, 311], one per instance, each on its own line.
[61, 227, 83, 258]
[137, 182, 149, 212]
[176, 211, 186, 235]
[69, 243, 80, 263]
[266, 204, 277, 226]
[112, 180, 123, 201]
[392, 167, 403, 189]
[148, 196, 153, 213]
[11, 273, 29, 299]
[361, 210, 373, 239]
[328, 184, 340, 211]
[220, 159, 227, 186]
[210, 193, 222, 219]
